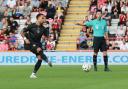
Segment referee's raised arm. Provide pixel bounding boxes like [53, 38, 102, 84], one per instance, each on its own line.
[76, 19, 93, 27]
[75, 21, 85, 26]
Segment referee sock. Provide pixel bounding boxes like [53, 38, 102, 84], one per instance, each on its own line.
[33, 60, 42, 73]
[103, 56, 108, 68]
[93, 55, 97, 68]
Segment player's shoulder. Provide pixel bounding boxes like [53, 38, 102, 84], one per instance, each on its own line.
[30, 23, 36, 26]
[91, 19, 97, 23]
[101, 19, 107, 22]
[28, 23, 37, 28]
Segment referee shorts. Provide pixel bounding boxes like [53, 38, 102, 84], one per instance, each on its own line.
[93, 37, 107, 53]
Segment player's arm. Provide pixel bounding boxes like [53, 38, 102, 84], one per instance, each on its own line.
[75, 21, 85, 26]
[104, 22, 109, 43]
[76, 20, 93, 27]
[20, 25, 31, 44]
[105, 32, 109, 40]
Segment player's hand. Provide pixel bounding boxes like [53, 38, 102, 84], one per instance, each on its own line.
[24, 39, 30, 44]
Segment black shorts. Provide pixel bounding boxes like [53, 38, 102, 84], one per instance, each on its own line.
[93, 37, 107, 53]
[24, 43, 42, 56]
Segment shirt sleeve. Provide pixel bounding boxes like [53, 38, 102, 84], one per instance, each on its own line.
[23, 24, 32, 32]
[84, 20, 93, 27]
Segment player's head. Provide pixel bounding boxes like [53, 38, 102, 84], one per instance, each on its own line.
[96, 9, 102, 19]
[36, 14, 46, 24]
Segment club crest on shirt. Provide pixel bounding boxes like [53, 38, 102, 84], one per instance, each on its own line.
[37, 28, 40, 33]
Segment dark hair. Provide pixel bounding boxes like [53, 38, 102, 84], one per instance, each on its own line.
[36, 14, 45, 19]
[96, 9, 102, 13]
[105, 9, 108, 11]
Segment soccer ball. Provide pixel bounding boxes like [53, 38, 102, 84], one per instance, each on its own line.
[82, 63, 91, 72]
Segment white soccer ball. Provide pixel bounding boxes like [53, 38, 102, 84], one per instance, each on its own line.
[82, 63, 91, 72]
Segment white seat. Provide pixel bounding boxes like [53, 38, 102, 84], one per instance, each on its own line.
[14, 19, 27, 25]
[107, 26, 117, 34]
[31, 18, 36, 23]
[31, 12, 38, 18]
[111, 19, 119, 25]
[111, 19, 119, 23]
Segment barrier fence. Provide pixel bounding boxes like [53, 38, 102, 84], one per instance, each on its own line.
[0, 51, 128, 65]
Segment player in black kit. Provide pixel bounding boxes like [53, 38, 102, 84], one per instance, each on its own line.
[21, 14, 52, 78]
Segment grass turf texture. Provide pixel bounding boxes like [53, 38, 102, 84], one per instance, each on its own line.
[0, 65, 128, 89]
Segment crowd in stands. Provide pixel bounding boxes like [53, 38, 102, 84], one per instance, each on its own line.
[77, 0, 128, 50]
[0, 0, 69, 51]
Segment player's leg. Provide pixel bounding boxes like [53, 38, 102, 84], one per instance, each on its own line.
[101, 39, 110, 71]
[93, 52, 98, 71]
[30, 55, 42, 78]
[30, 45, 42, 78]
[102, 51, 110, 71]
[33, 55, 42, 74]
[93, 37, 100, 71]
[38, 50, 52, 67]
[30, 45, 52, 78]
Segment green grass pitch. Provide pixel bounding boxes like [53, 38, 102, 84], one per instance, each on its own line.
[0, 65, 128, 89]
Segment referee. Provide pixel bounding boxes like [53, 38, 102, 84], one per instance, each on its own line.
[76, 10, 110, 71]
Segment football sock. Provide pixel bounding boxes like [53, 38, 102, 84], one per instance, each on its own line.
[33, 60, 42, 73]
[93, 55, 97, 68]
[103, 55, 108, 68]
[39, 51, 49, 63]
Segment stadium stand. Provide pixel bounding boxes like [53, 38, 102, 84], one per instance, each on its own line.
[0, 0, 128, 51]
[56, 0, 90, 51]
[77, 0, 128, 50]
[0, 0, 69, 51]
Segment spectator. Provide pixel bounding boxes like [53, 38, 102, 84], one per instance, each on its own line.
[56, 3, 64, 18]
[23, 2, 32, 18]
[121, 2, 126, 13]
[112, 10, 119, 19]
[119, 41, 128, 50]
[8, 32, 17, 50]
[25, 16, 32, 26]
[39, 8, 47, 16]
[0, 17, 8, 34]
[0, 0, 3, 6]
[0, 40, 9, 51]
[78, 33, 88, 49]
[112, 42, 120, 50]
[52, 18, 60, 38]
[0, 0, 67, 51]
[106, 0, 112, 13]
[4, 8, 13, 17]
[125, 29, 128, 42]
[126, 12, 128, 27]
[7, 0, 16, 9]
[46, 4, 56, 19]
[8, 17, 19, 33]
[15, 31, 24, 50]
[111, 3, 119, 15]
[116, 25, 126, 37]
[46, 37, 56, 50]
[119, 11, 126, 26]
[31, 0, 40, 9]
[39, 0, 48, 9]
[102, 9, 111, 25]
[102, 2, 107, 13]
